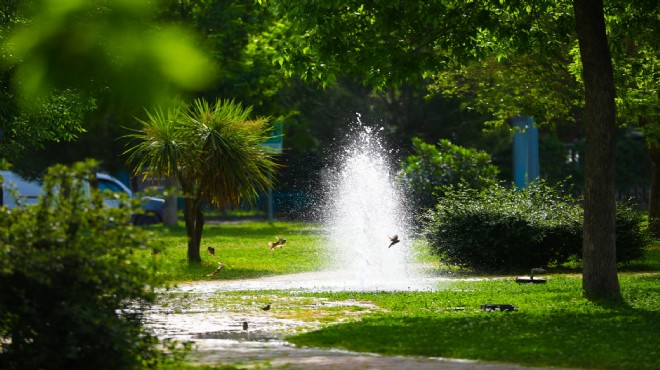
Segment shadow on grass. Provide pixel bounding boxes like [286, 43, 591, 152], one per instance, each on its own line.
[287, 308, 660, 370]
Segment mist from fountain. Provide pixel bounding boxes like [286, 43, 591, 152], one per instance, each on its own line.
[319, 116, 425, 291]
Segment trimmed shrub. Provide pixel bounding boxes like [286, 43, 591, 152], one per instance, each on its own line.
[421, 182, 649, 271]
[0, 162, 174, 370]
[398, 138, 499, 213]
[615, 203, 650, 263]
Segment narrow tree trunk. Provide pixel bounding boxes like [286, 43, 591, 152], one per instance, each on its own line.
[573, 0, 620, 300]
[647, 145, 660, 236]
[194, 207, 204, 254]
[163, 175, 178, 227]
[183, 197, 203, 264]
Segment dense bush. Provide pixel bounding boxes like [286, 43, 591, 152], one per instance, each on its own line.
[421, 182, 650, 271]
[0, 162, 173, 370]
[398, 138, 499, 212]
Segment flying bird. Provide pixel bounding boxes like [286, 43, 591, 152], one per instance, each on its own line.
[206, 262, 225, 276]
[388, 235, 400, 248]
[207, 246, 216, 256]
[261, 304, 271, 311]
[268, 237, 287, 251]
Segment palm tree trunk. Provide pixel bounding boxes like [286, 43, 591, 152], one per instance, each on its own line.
[574, 0, 620, 300]
[194, 206, 204, 256]
[163, 175, 178, 227]
[183, 197, 203, 263]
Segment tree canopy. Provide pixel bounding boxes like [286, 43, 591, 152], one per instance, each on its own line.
[267, 0, 643, 299]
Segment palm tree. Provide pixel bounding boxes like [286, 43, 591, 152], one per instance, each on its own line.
[125, 99, 278, 263]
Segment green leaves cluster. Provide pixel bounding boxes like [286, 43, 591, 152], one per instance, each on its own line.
[421, 182, 649, 271]
[0, 161, 169, 369]
[398, 137, 499, 213]
[3, 0, 216, 110]
[126, 99, 277, 209]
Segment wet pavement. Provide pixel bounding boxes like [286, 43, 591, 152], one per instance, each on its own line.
[142, 271, 576, 370]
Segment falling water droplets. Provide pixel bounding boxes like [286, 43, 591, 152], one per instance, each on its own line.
[321, 118, 421, 290]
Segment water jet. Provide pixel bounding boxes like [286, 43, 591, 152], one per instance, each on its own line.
[319, 116, 423, 291]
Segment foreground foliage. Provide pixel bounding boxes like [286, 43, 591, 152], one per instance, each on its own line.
[0, 162, 175, 369]
[422, 182, 650, 271]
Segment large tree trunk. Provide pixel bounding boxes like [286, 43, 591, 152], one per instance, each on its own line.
[647, 144, 660, 235]
[573, 0, 620, 300]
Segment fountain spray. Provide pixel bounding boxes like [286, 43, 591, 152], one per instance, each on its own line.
[321, 116, 421, 290]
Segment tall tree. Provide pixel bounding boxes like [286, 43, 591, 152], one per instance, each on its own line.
[573, 0, 619, 299]
[125, 99, 278, 263]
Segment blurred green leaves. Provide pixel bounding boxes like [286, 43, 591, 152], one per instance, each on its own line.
[4, 0, 217, 110]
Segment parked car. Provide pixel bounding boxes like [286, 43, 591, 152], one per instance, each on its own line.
[1, 171, 164, 225]
[0, 170, 43, 208]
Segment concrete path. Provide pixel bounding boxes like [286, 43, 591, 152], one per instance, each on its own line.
[188, 340, 575, 370]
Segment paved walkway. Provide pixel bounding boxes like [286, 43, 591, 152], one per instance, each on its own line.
[188, 340, 576, 369]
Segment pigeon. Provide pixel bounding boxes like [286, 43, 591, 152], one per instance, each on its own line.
[261, 304, 271, 311]
[268, 237, 286, 251]
[206, 262, 225, 276]
[388, 235, 400, 248]
[207, 246, 216, 256]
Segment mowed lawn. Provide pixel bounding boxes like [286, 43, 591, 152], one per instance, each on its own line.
[286, 274, 660, 370]
[143, 220, 660, 370]
[285, 244, 660, 370]
[139, 221, 331, 282]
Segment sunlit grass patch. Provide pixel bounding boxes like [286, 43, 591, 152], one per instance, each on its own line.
[288, 275, 660, 370]
[140, 221, 329, 282]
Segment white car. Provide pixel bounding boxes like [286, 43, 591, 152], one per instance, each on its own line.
[1, 171, 164, 225]
[0, 170, 44, 208]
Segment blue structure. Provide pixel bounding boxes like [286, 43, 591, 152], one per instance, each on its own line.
[512, 116, 540, 189]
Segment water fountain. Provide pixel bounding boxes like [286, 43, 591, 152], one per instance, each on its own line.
[318, 115, 423, 291]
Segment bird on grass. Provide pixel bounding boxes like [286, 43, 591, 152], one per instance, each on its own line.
[261, 304, 271, 311]
[388, 235, 400, 248]
[268, 237, 286, 251]
[206, 262, 225, 276]
[207, 246, 216, 256]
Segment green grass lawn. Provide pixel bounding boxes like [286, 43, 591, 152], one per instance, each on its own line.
[140, 221, 330, 282]
[146, 220, 660, 369]
[285, 275, 659, 370]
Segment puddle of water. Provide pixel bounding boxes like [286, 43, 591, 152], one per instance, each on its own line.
[136, 270, 468, 367]
[169, 269, 454, 294]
